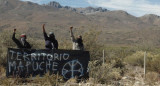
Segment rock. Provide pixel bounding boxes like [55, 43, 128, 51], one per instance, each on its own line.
[45, 1, 108, 14]
[47, 1, 62, 8]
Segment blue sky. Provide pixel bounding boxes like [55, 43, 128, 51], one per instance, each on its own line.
[21, 0, 160, 17]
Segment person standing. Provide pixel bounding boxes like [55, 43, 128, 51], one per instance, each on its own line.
[70, 26, 84, 50]
[42, 24, 58, 50]
[12, 29, 31, 49]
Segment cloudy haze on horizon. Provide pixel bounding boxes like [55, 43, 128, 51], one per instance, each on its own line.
[21, 0, 160, 17]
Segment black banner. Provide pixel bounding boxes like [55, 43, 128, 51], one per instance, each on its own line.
[6, 48, 90, 79]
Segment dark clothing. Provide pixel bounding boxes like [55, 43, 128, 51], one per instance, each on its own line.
[70, 31, 84, 50]
[12, 33, 31, 49]
[43, 32, 58, 49]
[77, 38, 84, 48]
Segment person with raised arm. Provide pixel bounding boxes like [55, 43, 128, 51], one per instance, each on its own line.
[42, 24, 58, 50]
[12, 29, 31, 49]
[70, 26, 84, 50]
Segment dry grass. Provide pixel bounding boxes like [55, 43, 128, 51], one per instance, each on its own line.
[0, 30, 160, 85]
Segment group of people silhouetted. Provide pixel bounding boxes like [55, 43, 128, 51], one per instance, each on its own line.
[12, 24, 84, 50]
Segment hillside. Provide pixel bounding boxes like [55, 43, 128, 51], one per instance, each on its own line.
[0, 0, 160, 46]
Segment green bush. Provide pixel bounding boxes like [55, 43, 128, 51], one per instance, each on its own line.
[83, 30, 104, 61]
[124, 51, 160, 73]
[124, 51, 145, 67]
[146, 53, 160, 72]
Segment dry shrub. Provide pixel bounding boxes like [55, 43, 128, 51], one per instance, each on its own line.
[145, 72, 159, 85]
[0, 77, 27, 85]
[0, 30, 15, 67]
[0, 73, 64, 85]
[89, 60, 124, 84]
[31, 72, 64, 85]
[58, 39, 72, 50]
[0, 66, 5, 80]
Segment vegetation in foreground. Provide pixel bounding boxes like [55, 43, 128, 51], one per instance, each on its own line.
[0, 30, 160, 86]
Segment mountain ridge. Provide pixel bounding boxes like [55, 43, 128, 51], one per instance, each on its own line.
[1, 0, 160, 46]
[45, 1, 109, 15]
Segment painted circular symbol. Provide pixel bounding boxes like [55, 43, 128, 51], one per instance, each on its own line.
[62, 60, 83, 79]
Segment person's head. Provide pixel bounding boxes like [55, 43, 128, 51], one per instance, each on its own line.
[77, 35, 82, 39]
[49, 32, 55, 38]
[76, 35, 83, 45]
[20, 34, 27, 43]
[20, 34, 26, 39]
